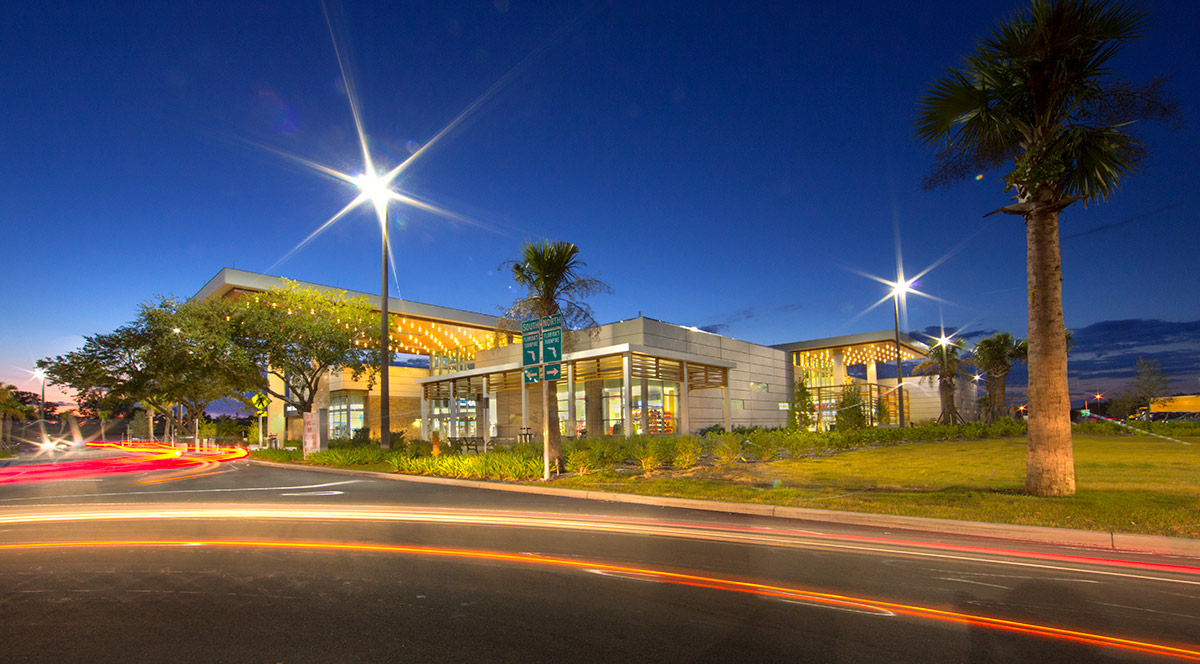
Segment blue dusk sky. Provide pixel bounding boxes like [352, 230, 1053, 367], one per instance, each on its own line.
[2, 0, 1198, 406]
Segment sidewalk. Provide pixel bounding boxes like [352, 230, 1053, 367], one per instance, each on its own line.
[249, 459, 1200, 558]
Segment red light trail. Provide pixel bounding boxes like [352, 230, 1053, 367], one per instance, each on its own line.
[0, 441, 246, 485]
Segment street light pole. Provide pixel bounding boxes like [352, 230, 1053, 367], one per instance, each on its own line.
[892, 292, 905, 428]
[380, 212, 391, 451]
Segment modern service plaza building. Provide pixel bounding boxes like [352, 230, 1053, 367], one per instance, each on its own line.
[198, 269, 974, 446]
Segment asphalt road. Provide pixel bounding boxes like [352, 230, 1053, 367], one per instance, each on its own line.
[1, 458, 1198, 662]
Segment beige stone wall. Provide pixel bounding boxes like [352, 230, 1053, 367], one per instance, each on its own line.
[363, 395, 423, 440]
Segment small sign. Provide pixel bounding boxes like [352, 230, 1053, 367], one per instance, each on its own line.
[778, 402, 789, 411]
[544, 363, 562, 381]
[1080, 408, 1091, 417]
[252, 393, 270, 417]
[523, 366, 541, 384]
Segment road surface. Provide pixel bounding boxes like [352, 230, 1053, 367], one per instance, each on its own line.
[1, 456, 1197, 662]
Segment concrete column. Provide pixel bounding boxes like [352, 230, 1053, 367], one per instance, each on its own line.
[481, 376, 490, 443]
[566, 362, 577, 438]
[585, 379, 604, 436]
[723, 385, 731, 432]
[639, 377, 649, 435]
[449, 382, 459, 438]
[622, 352, 633, 437]
[680, 362, 690, 435]
[420, 391, 430, 442]
[833, 349, 847, 385]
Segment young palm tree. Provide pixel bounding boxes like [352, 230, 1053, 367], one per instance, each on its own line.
[973, 333, 1028, 424]
[504, 241, 610, 470]
[0, 383, 33, 446]
[916, 0, 1175, 496]
[913, 339, 967, 425]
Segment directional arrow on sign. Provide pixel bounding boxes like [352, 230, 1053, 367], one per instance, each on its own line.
[544, 363, 561, 380]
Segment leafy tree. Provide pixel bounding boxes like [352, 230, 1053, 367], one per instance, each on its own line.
[787, 374, 816, 429]
[915, 0, 1176, 496]
[1122, 356, 1170, 413]
[39, 296, 254, 445]
[232, 280, 377, 453]
[973, 332, 1028, 423]
[835, 386, 868, 430]
[502, 240, 611, 471]
[137, 296, 262, 443]
[874, 393, 890, 426]
[913, 339, 968, 424]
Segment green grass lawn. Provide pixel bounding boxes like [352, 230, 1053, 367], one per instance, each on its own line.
[544, 434, 1200, 539]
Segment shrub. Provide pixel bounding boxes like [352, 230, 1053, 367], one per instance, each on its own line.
[672, 435, 705, 469]
[408, 440, 433, 458]
[650, 437, 679, 468]
[565, 448, 596, 475]
[635, 441, 660, 472]
[251, 448, 302, 463]
[711, 433, 744, 465]
[746, 429, 783, 461]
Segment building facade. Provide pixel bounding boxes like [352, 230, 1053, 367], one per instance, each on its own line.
[196, 268, 975, 447]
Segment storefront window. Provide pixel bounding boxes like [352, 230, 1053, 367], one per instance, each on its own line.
[329, 393, 365, 440]
[633, 381, 678, 434]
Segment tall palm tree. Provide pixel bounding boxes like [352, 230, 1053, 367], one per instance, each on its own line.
[504, 241, 610, 470]
[973, 333, 1028, 423]
[913, 339, 968, 425]
[0, 383, 33, 446]
[915, 0, 1175, 496]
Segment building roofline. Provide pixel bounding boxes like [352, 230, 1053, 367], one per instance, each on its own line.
[772, 329, 929, 354]
[193, 267, 502, 329]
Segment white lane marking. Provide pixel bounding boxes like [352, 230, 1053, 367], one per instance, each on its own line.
[775, 597, 896, 617]
[279, 491, 345, 496]
[1092, 601, 1200, 621]
[0, 480, 361, 502]
[937, 577, 1013, 590]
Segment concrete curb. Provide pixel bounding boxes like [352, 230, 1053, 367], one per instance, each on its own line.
[249, 460, 1200, 558]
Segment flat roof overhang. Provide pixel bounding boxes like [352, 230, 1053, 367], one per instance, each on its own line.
[195, 267, 505, 356]
[774, 330, 929, 366]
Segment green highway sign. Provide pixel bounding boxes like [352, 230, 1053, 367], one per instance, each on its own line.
[523, 366, 541, 384]
[541, 324, 561, 363]
[544, 363, 562, 381]
[522, 320, 540, 366]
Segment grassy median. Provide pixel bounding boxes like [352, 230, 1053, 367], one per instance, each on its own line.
[544, 434, 1200, 539]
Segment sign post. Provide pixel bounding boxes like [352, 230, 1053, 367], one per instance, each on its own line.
[519, 314, 565, 480]
[252, 393, 270, 448]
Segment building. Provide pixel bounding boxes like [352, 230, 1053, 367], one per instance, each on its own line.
[196, 268, 975, 446]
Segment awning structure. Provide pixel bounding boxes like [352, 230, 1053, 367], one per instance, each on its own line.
[774, 330, 928, 368]
[195, 267, 509, 357]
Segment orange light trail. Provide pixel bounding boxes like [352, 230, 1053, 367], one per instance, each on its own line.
[3, 539, 1198, 661]
[0, 505, 1196, 585]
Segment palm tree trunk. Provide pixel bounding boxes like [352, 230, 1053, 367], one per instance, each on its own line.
[993, 372, 1003, 420]
[938, 379, 961, 424]
[1024, 204, 1075, 496]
